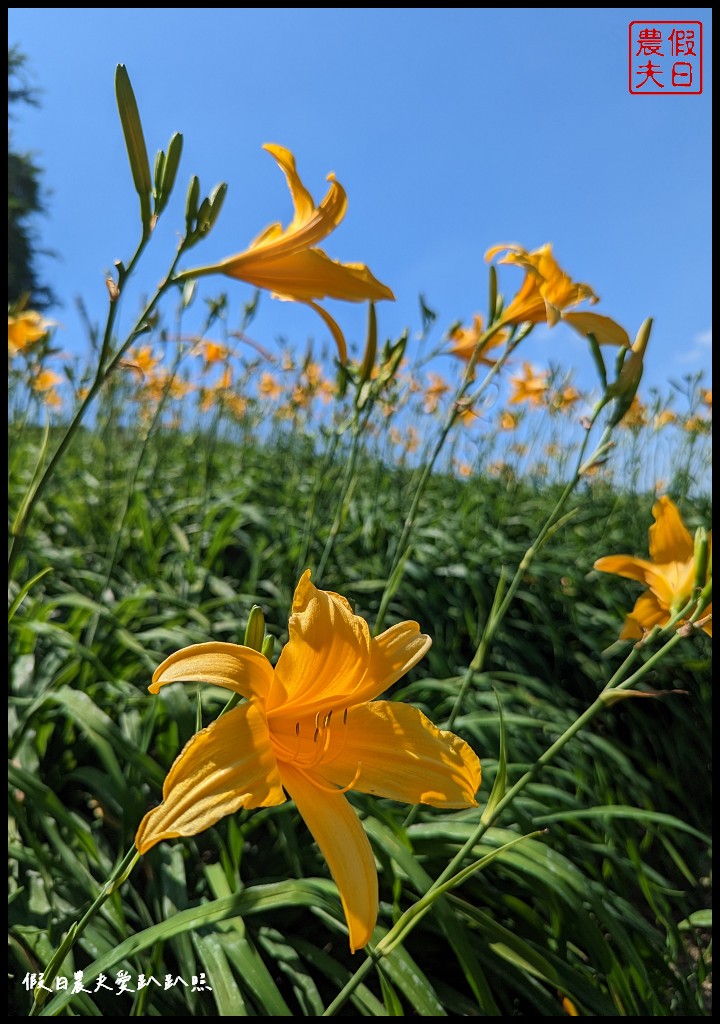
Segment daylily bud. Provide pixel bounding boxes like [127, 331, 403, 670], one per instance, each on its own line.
[381, 331, 408, 383]
[609, 317, 653, 399]
[154, 132, 183, 216]
[487, 263, 498, 323]
[357, 302, 378, 391]
[185, 175, 200, 236]
[181, 279, 197, 309]
[115, 65, 153, 231]
[244, 605, 265, 652]
[607, 317, 653, 426]
[693, 527, 709, 592]
[261, 634, 275, 660]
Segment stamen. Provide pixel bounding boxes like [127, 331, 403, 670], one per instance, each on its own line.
[294, 761, 363, 795]
[343, 707, 348, 725]
[314, 711, 321, 731]
[295, 722, 300, 736]
[323, 710, 332, 728]
[313, 727, 319, 743]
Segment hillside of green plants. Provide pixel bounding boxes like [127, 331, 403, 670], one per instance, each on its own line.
[8, 413, 712, 1016]
[8, 64, 711, 1017]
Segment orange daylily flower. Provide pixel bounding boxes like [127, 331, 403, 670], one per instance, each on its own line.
[594, 496, 712, 640]
[618, 394, 648, 429]
[447, 314, 509, 368]
[509, 362, 549, 406]
[30, 369, 63, 393]
[8, 310, 55, 357]
[486, 244, 630, 348]
[551, 385, 581, 412]
[498, 410, 520, 431]
[423, 372, 450, 413]
[178, 145, 394, 364]
[125, 346, 160, 377]
[684, 416, 711, 434]
[258, 372, 283, 400]
[141, 370, 193, 404]
[202, 341, 230, 366]
[654, 410, 678, 430]
[135, 571, 481, 952]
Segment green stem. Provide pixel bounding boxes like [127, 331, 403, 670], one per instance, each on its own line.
[79, 343, 190, 663]
[296, 429, 341, 579]
[315, 402, 373, 582]
[373, 326, 522, 634]
[29, 846, 140, 1016]
[446, 407, 612, 731]
[8, 241, 186, 581]
[325, 585, 707, 1014]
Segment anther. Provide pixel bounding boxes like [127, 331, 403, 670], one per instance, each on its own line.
[323, 710, 333, 728]
[295, 722, 300, 736]
[313, 727, 319, 743]
[343, 707, 348, 725]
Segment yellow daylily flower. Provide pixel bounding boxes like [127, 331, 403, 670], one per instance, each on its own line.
[684, 415, 711, 434]
[423, 372, 450, 413]
[486, 244, 630, 347]
[135, 571, 481, 952]
[551, 385, 581, 412]
[618, 394, 648, 429]
[141, 370, 193, 404]
[594, 496, 712, 640]
[178, 145, 394, 364]
[654, 410, 678, 430]
[498, 410, 520, 431]
[30, 369, 63, 393]
[124, 346, 160, 377]
[447, 314, 509, 368]
[201, 341, 230, 366]
[509, 362, 549, 406]
[258, 372, 283, 400]
[8, 310, 55, 357]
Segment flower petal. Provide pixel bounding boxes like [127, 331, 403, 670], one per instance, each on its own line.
[135, 701, 285, 854]
[279, 761, 378, 953]
[236, 149, 347, 261]
[263, 143, 316, 229]
[316, 701, 481, 808]
[227, 246, 395, 304]
[485, 242, 524, 264]
[486, 243, 598, 326]
[499, 271, 547, 325]
[304, 300, 347, 364]
[149, 642, 274, 701]
[594, 554, 656, 585]
[349, 621, 432, 704]
[619, 591, 669, 639]
[561, 312, 630, 348]
[268, 570, 371, 714]
[649, 496, 694, 564]
[594, 554, 678, 609]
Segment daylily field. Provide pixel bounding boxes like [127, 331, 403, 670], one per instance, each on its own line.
[8, 67, 712, 1017]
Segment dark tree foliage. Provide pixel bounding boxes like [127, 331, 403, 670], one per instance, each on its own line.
[8, 45, 56, 309]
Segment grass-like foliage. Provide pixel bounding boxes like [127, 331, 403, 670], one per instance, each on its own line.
[8, 64, 711, 1017]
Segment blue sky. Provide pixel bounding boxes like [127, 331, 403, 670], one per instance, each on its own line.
[8, 8, 712, 399]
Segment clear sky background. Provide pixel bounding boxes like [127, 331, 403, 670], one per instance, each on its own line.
[8, 8, 712, 400]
